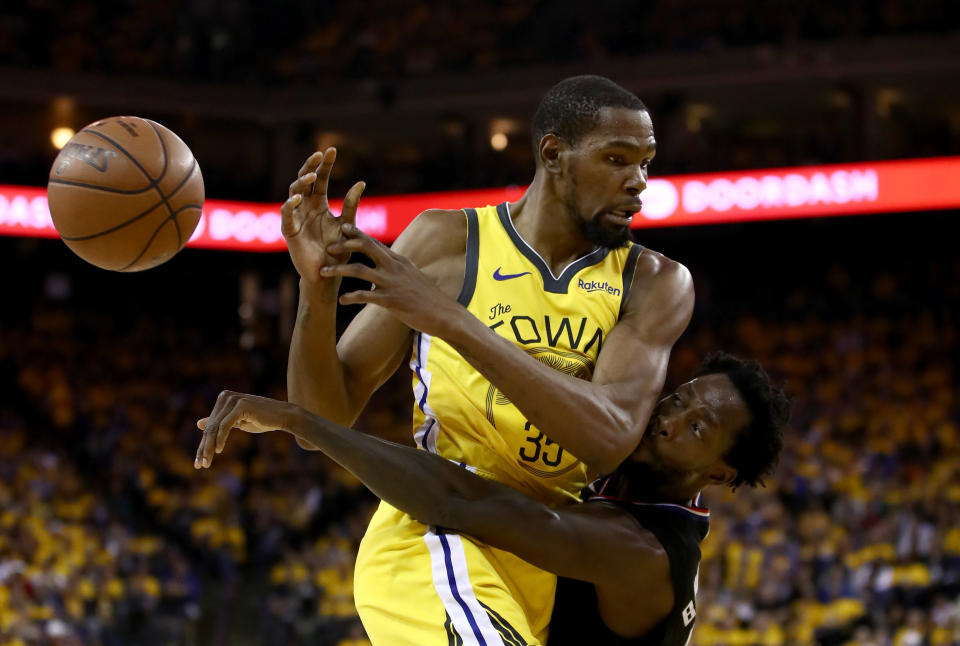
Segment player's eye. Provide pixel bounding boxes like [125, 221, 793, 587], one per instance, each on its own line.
[607, 155, 626, 165]
[691, 423, 702, 439]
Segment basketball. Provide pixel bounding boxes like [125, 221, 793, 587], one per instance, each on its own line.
[47, 116, 204, 272]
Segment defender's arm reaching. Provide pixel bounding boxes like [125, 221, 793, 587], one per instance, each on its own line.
[195, 391, 673, 638]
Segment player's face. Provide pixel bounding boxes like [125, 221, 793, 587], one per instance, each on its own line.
[630, 374, 749, 489]
[561, 107, 656, 249]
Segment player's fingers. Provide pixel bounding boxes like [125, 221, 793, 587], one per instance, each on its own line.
[288, 172, 317, 198]
[195, 414, 217, 468]
[213, 394, 250, 453]
[312, 148, 337, 197]
[214, 400, 245, 455]
[339, 290, 381, 307]
[195, 426, 215, 469]
[338, 223, 395, 265]
[281, 194, 304, 238]
[199, 390, 237, 467]
[207, 390, 235, 431]
[201, 400, 238, 467]
[319, 263, 379, 282]
[215, 426, 231, 454]
[296, 151, 324, 179]
[325, 235, 386, 259]
[338, 181, 366, 226]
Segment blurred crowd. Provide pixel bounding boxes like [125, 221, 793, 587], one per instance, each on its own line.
[3, 0, 958, 84]
[0, 424, 200, 646]
[0, 302, 399, 646]
[3, 2, 959, 199]
[0, 237, 958, 645]
[679, 308, 960, 644]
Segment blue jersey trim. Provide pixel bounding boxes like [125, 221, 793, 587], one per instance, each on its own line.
[495, 202, 610, 294]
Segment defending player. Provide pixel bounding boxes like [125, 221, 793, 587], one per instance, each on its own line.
[196, 353, 789, 644]
[197, 76, 692, 645]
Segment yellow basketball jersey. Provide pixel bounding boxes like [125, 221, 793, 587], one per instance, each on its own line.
[410, 202, 643, 505]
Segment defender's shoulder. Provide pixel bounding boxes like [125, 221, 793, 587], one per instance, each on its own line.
[567, 500, 667, 564]
[585, 502, 674, 634]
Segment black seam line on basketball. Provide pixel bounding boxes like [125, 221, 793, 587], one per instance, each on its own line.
[58, 159, 198, 241]
[117, 202, 203, 271]
[143, 120, 179, 246]
[171, 206, 182, 247]
[82, 128, 167, 188]
[48, 178, 156, 195]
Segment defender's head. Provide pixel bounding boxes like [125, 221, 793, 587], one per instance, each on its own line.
[621, 352, 790, 499]
[532, 75, 655, 249]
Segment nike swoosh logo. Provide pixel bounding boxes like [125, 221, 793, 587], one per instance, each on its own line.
[493, 267, 531, 281]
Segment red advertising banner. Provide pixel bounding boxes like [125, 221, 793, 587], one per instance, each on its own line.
[2, 157, 958, 251]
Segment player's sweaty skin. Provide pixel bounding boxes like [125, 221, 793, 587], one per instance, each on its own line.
[194, 97, 696, 646]
[261, 114, 693, 478]
[194, 367, 758, 640]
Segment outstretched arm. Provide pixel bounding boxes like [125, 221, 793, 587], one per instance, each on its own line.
[197, 391, 674, 637]
[278, 150, 465, 450]
[323, 228, 694, 475]
[195, 392, 667, 590]
[282, 149, 373, 431]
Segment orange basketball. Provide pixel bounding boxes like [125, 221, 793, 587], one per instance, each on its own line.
[47, 116, 204, 272]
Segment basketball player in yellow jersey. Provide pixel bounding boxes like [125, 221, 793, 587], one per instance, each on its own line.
[211, 76, 691, 644]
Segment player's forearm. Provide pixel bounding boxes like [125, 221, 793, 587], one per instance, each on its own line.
[286, 407, 505, 528]
[441, 313, 637, 474]
[287, 280, 359, 427]
[285, 407, 631, 587]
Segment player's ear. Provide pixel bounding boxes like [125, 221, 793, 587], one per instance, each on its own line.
[707, 463, 737, 487]
[538, 134, 563, 173]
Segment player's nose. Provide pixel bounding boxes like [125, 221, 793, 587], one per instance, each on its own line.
[623, 165, 647, 196]
[656, 416, 676, 441]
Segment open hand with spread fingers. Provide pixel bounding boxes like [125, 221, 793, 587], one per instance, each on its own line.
[320, 224, 465, 337]
[194, 391, 303, 469]
[281, 148, 366, 287]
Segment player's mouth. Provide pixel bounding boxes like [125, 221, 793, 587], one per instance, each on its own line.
[601, 204, 641, 227]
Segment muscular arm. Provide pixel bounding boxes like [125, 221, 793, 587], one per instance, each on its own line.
[201, 385, 675, 636]
[320, 224, 692, 472]
[442, 252, 694, 474]
[275, 402, 673, 636]
[286, 210, 466, 446]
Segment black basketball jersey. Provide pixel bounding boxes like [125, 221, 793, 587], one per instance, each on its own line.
[546, 482, 710, 646]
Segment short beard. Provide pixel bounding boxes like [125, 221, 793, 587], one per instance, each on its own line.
[564, 171, 632, 250]
[578, 216, 632, 249]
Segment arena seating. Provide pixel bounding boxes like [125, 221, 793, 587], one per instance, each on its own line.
[1, 247, 957, 645]
[4, 1, 957, 84]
